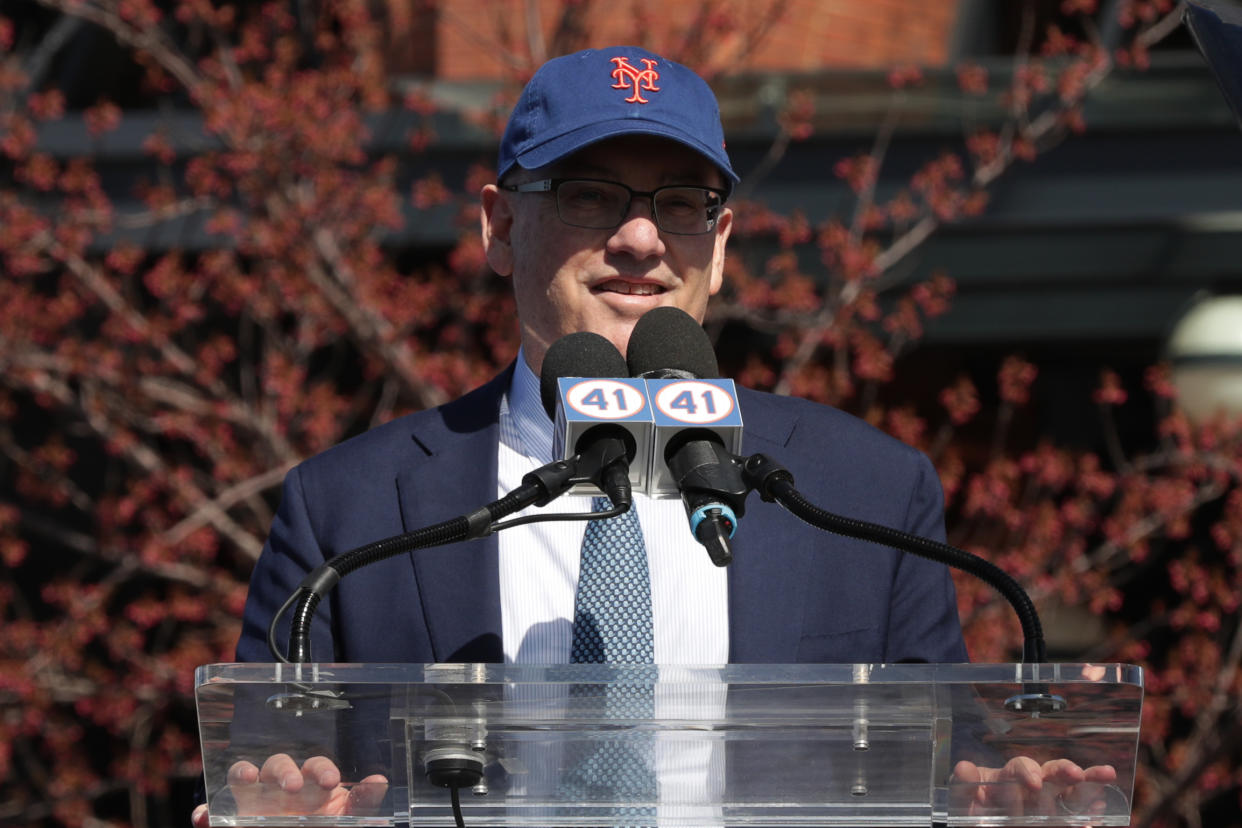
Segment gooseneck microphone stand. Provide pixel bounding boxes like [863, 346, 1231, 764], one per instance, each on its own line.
[265, 442, 633, 828]
[739, 453, 1048, 667]
[738, 453, 1066, 716]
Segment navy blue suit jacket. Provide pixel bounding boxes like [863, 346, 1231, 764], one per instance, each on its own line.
[237, 369, 968, 666]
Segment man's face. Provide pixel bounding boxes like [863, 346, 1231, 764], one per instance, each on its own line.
[481, 135, 733, 375]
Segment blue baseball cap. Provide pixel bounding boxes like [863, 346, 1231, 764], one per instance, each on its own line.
[497, 46, 739, 194]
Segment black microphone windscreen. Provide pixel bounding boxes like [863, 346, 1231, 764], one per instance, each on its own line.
[539, 332, 629, 419]
[626, 306, 720, 379]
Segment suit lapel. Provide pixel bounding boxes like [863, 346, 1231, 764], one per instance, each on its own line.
[728, 389, 810, 663]
[396, 370, 512, 662]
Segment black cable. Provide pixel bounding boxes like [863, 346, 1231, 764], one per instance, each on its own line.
[450, 785, 466, 828]
[489, 502, 625, 531]
[491, 459, 631, 530]
[267, 589, 300, 664]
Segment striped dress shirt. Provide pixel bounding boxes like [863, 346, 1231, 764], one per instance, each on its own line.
[497, 351, 730, 666]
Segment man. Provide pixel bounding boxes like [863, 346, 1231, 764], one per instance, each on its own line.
[233, 44, 966, 668]
[192, 46, 1109, 827]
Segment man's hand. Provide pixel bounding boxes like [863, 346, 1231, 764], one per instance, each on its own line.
[190, 753, 388, 827]
[952, 757, 1118, 821]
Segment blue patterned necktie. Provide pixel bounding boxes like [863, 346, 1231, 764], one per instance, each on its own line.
[565, 496, 656, 819]
[571, 496, 654, 664]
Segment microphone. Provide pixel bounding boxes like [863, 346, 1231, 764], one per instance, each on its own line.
[627, 306, 721, 381]
[626, 307, 747, 566]
[539, 332, 653, 506]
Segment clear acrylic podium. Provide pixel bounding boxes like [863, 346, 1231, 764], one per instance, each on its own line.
[195, 662, 1142, 826]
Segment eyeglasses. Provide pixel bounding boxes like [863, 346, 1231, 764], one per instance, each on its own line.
[500, 178, 727, 235]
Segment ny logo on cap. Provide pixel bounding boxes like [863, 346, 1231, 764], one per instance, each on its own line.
[610, 56, 660, 104]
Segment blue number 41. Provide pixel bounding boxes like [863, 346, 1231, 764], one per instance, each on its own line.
[669, 390, 716, 415]
[581, 388, 629, 411]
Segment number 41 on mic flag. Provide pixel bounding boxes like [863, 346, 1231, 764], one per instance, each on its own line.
[647, 379, 743, 497]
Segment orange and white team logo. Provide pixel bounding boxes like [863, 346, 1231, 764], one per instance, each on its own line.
[565, 379, 648, 420]
[652, 380, 735, 425]
[610, 56, 660, 104]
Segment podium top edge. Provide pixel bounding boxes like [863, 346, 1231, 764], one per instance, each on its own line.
[194, 662, 1144, 688]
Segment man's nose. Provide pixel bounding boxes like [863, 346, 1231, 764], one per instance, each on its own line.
[607, 196, 665, 258]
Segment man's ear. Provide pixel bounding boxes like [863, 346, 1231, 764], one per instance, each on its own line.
[480, 184, 514, 277]
[708, 206, 733, 296]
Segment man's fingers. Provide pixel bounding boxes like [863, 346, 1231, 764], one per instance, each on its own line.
[301, 755, 342, 790]
[225, 754, 383, 818]
[951, 757, 1121, 821]
[347, 774, 390, 813]
[230, 753, 336, 815]
[257, 753, 303, 792]
[1083, 764, 1118, 784]
[226, 760, 260, 786]
[1058, 765, 1121, 819]
[951, 760, 990, 810]
[191, 803, 209, 828]
[991, 759, 1038, 817]
[1039, 757, 1088, 786]
[952, 760, 984, 784]
[1002, 755, 1044, 792]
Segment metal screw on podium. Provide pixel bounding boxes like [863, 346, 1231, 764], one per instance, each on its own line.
[852, 664, 871, 751]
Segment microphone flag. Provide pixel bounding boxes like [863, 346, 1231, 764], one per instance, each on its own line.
[645, 378, 743, 497]
[552, 376, 654, 496]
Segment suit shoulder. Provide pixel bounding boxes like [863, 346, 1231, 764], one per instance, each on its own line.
[738, 386, 928, 465]
[737, 387, 943, 536]
[296, 369, 510, 480]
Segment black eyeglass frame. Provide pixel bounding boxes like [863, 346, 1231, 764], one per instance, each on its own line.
[499, 177, 729, 235]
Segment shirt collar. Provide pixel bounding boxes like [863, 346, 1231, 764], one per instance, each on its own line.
[506, 347, 555, 465]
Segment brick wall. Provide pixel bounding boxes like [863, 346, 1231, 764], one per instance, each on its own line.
[382, 0, 962, 80]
